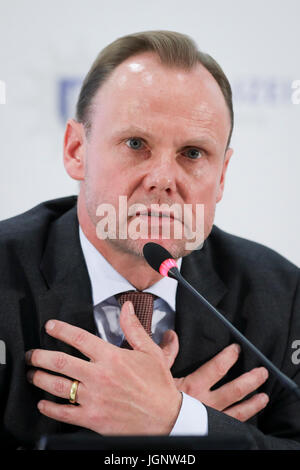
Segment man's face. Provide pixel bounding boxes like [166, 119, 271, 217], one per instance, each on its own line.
[73, 52, 232, 258]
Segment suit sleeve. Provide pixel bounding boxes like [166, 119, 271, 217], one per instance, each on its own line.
[206, 273, 300, 450]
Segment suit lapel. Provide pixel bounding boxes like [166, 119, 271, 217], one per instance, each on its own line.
[38, 205, 96, 360]
[171, 231, 232, 377]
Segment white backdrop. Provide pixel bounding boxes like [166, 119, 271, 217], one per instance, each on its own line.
[0, 0, 299, 266]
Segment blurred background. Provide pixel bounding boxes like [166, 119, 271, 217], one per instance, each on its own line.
[0, 0, 299, 265]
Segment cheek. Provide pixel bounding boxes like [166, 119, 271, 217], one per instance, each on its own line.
[187, 165, 221, 205]
[85, 158, 131, 208]
[186, 166, 222, 233]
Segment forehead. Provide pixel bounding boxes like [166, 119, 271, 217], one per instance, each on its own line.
[90, 52, 231, 143]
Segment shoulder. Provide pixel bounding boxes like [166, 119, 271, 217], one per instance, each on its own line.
[0, 196, 77, 260]
[0, 196, 77, 236]
[208, 225, 299, 289]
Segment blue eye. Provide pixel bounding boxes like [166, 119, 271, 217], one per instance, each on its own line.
[126, 138, 144, 150]
[185, 148, 203, 160]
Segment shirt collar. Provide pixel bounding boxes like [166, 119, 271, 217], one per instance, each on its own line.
[79, 227, 181, 311]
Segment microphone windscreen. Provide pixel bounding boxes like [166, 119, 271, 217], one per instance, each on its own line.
[143, 242, 174, 273]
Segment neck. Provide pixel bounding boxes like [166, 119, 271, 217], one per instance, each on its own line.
[77, 196, 163, 291]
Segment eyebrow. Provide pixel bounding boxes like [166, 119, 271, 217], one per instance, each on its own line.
[111, 127, 217, 149]
[111, 127, 152, 140]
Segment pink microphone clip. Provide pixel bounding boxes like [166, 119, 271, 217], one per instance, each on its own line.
[159, 258, 178, 277]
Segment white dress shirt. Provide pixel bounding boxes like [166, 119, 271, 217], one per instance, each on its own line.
[79, 227, 208, 436]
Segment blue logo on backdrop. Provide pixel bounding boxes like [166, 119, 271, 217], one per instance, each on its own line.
[57, 77, 295, 123]
[233, 77, 292, 105]
[58, 78, 83, 123]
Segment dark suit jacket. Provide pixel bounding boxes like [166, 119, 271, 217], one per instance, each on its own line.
[0, 196, 299, 449]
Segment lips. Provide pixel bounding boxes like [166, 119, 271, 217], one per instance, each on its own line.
[127, 204, 181, 222]
[136, 210, 175, 220]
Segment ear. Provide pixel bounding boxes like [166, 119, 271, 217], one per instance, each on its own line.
[216, 147, 233, 203]
[63, 119, 86, 181]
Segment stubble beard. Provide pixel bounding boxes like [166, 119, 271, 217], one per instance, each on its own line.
[86, 201, 191, 259]
[85, 199, 192, 260]
[84, 182, 214, 261]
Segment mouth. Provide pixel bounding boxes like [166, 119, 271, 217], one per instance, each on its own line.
[128, 205, 181, 222]
[135, 210, 176, 220]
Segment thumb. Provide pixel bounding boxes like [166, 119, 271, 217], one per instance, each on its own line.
[159, 329, 179, 369]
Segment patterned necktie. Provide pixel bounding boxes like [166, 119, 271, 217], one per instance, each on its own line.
[117, 291, 155, 349]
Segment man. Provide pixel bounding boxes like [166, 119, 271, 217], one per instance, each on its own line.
[0, 31, 299, 449]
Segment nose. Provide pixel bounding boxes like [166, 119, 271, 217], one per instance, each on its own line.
[142, 154, 177, 196]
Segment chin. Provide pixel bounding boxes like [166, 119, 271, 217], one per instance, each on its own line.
[107, 236, 197, 260]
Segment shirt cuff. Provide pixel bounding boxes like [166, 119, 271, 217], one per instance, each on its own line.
[170, 392, 208, 436]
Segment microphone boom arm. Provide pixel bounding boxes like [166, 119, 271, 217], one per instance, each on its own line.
[169, 266, 300, 400]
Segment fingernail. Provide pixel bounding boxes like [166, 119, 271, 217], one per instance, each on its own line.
[164, 330, 173, 341]
[261, 368, 269, 380]
[45, 320, 55, 331]
[25, 349, 33, 363]
[27, 369, 34, 383]
[126, 301, 135, 315]
[259, 393, 269, 405]
[232, 343, 241, 354]
[162, 330, 172, 344]
[37, 400, 45, 411]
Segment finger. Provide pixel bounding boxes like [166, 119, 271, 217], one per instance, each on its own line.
[119, 301, 163, 360]
[185, 343, 241, 389]
[27, 369, 84, 404]
[25, 348, 91, 383]
[224, 393, 269, 422]
[37, 400, 84, 426]
[211, 367, 269, 410]
[159, 330, 179, 369]
[43, 319, 116, 361]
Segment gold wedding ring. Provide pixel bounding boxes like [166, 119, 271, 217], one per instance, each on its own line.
[69, 380, 79, 404]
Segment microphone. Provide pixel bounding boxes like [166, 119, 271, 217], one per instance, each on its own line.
[143, 242, 300, 400]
